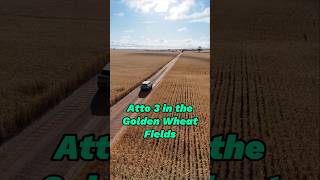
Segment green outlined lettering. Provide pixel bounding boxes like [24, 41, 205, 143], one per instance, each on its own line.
[210, 133, 266, 161]
[51, 134, 110, 161]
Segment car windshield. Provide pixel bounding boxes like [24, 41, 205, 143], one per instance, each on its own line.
[101, 70, 109, 76]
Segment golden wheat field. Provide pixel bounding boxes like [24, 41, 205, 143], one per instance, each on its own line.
[0, 0, 107, 142]
[0, 55, 106, 143]
[210, 0, 319, 179]
[110, 50, 178, 105]
[110, 52, 210, 179]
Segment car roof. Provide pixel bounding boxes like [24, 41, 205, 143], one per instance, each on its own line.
[103, 64, 110, 71]
[142, 81, 151, 84]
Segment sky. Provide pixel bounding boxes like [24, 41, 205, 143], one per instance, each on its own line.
[111, 0, 210, 49]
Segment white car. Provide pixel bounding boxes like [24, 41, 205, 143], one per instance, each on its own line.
[140, 81, 153, 91]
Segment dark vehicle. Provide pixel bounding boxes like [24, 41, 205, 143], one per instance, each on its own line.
[140, 81, 153, 91]
[97, 64, 109, 90]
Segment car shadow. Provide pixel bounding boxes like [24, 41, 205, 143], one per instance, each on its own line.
[138, 90, 151, 98]
[90, 89, 110, 116]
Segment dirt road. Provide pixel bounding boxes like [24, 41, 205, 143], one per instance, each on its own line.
[110, 53, 181, 142]
[0, 78, 109, 180]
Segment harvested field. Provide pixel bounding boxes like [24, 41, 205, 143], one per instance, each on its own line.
[110, 52, 210, 179]
[110, 50, 178, 105]
[0, 0, 107, 142]
[211, 0, 319, 179]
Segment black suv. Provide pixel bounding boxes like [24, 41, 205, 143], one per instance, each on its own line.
[97, 64, 109, 90]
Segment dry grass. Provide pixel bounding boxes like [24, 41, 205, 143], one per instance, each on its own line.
[110, 50, 178, 105]
[0, 0, 107, 142]
[110, 52, 210, 179]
